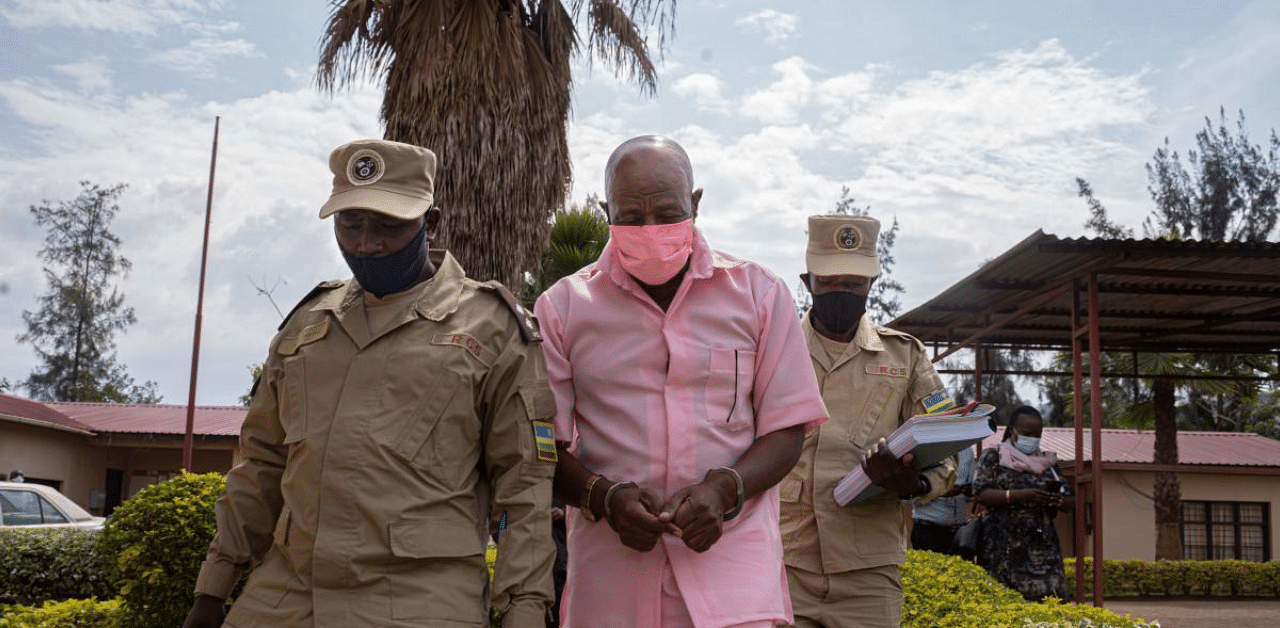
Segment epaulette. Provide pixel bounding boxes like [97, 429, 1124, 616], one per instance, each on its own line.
[278, 280, 344, 331]
[478, 281, 542, 344]
[877, 325, 930, 353]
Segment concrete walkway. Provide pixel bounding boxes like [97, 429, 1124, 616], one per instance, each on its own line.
[1102, 598, 1280, 628]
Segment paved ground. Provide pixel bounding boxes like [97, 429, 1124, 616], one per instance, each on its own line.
[1103, 598, 1280, 628]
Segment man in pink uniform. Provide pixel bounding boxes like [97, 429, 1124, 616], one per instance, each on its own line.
[534, 135, 828, 628]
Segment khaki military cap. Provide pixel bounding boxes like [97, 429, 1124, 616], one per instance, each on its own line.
[318, 139, 436, 220]
[806, 214, 881, 277]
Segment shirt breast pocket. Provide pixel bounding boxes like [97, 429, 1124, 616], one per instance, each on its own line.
[703, 348, 756, 433]
[274, 318, 330, 444]
[380, 370, 479, 486]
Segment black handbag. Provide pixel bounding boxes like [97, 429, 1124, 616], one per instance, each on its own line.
[951, 508, 984, 561]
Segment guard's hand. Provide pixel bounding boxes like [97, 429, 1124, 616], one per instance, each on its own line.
[659, 477, 733, 553]
[181, 594, 226, 628]
[609, 485, 677, 552]
[862, 437, 921, 497]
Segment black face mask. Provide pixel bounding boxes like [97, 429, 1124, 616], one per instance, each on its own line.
[340, 222, 429, 298]
[811, 290, 867, 334]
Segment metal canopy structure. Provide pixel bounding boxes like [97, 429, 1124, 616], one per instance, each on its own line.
[893, 231, 1280, 357]
[889, 231, 1280, 606]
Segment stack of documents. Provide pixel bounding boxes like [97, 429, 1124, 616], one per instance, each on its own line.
[833, 402, 996, 506]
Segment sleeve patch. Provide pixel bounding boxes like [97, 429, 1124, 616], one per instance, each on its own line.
[532, 421, 558, 462]
[923, 391, 955, 414]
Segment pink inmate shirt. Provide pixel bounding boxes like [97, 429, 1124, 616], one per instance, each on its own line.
[535, 229, 828, 628]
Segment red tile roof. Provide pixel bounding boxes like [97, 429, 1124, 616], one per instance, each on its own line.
[0, 394, 93, 433]
[981, 427, 1280, 467]
[44, 401, 245, 437]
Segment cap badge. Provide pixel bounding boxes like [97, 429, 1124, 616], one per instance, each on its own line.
[835, 224, 861, 251]
[347, 149, 385, 186]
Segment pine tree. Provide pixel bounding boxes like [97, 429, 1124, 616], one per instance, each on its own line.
[1071, 107, 1279, 560]
[17, 182, 159, 403]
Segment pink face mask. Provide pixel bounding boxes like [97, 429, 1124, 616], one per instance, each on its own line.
[609, 218, 694, 286]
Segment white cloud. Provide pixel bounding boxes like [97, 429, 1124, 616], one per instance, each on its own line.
[739, 56, 813, 124]
[150, 37, 258, 75]
[52, 55, 112, 93]
[814, 65, 884, 122]
[803, 40, 1154, 294]
[0, 74, 383, 404]
[1, 0, 215, 36]
[672, 72, 730, 113]
[735, 9, 799, 46]
[826, 40, 1151, 179]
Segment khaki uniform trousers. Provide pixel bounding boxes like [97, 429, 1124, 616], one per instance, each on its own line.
[787, 564, 902, 628]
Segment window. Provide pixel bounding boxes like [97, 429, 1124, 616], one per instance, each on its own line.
[0, 489, 70, 526]
[1181, 501, 1270, 562]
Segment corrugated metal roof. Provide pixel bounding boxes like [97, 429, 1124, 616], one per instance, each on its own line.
[980, 427, 1280, 467]
[43, 401, 245, 437]
[891, 231, 1280, 353]
[0, 393, 93, 433]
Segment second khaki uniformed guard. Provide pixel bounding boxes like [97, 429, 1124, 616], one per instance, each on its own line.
[780, 215, 957, 628]
[183, 139, 556, 628]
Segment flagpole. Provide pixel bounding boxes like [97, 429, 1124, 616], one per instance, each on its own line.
[183, 116, 219, 471]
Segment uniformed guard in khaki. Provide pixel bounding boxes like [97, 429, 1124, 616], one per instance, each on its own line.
[191, 139, 555, 628]
[780, 215, 957, 628]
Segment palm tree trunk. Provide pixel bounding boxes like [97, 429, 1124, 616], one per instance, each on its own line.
[1152, 376, 1183, 560]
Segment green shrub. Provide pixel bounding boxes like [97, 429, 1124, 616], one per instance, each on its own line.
[902, 551, 1159, 628]
[0, 598, 121, 628]
[0, 528, 114, 605]
[1065, 557, 1280, 597]
[95, 472, 227, 628]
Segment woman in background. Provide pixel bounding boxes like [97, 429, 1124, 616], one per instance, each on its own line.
[972, 406, 1073, 601]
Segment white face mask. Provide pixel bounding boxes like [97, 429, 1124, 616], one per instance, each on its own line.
[1014, 435, 1041, 455]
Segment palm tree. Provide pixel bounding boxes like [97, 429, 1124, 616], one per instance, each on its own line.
[317, 0, 674, 291]
[522, 198, 610, 306]
[1051, 351, 1233, 560]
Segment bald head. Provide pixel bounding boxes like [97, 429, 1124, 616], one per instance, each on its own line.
[604, 135, 695, 193]
[601, 135, 702, 226]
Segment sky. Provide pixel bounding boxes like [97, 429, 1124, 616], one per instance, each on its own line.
[1, 0, 1277, 406]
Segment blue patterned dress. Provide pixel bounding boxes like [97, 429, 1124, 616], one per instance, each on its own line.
[972, 447, 1071, 601]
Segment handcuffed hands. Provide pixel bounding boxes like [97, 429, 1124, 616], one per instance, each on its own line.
[658, 474, 736, 553]
[608, 484, 679, 552]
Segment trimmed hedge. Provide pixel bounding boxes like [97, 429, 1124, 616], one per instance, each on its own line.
[902, 551, 1159, 628]
[0, 528, 114, 605]
[95, 472, 228, 628]
[1065, 557, 1280, 598]
[0, 598, 120, 628]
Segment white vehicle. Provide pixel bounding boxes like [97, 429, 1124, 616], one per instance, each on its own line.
[0, 481, 105, 530]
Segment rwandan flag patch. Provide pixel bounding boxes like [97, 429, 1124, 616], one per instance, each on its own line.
[923, 391, 956, 414]
[532, 420, 557, 462]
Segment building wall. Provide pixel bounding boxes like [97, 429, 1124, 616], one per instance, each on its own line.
[2, 422, 238, 513]
[0, 421, 105, 509]
[1063, 468, 1279, 562]
[98, 439, 236, 498]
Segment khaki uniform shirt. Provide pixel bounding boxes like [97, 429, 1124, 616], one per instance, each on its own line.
[195, 251, 556, 628]
[780, 314, 956, 574]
